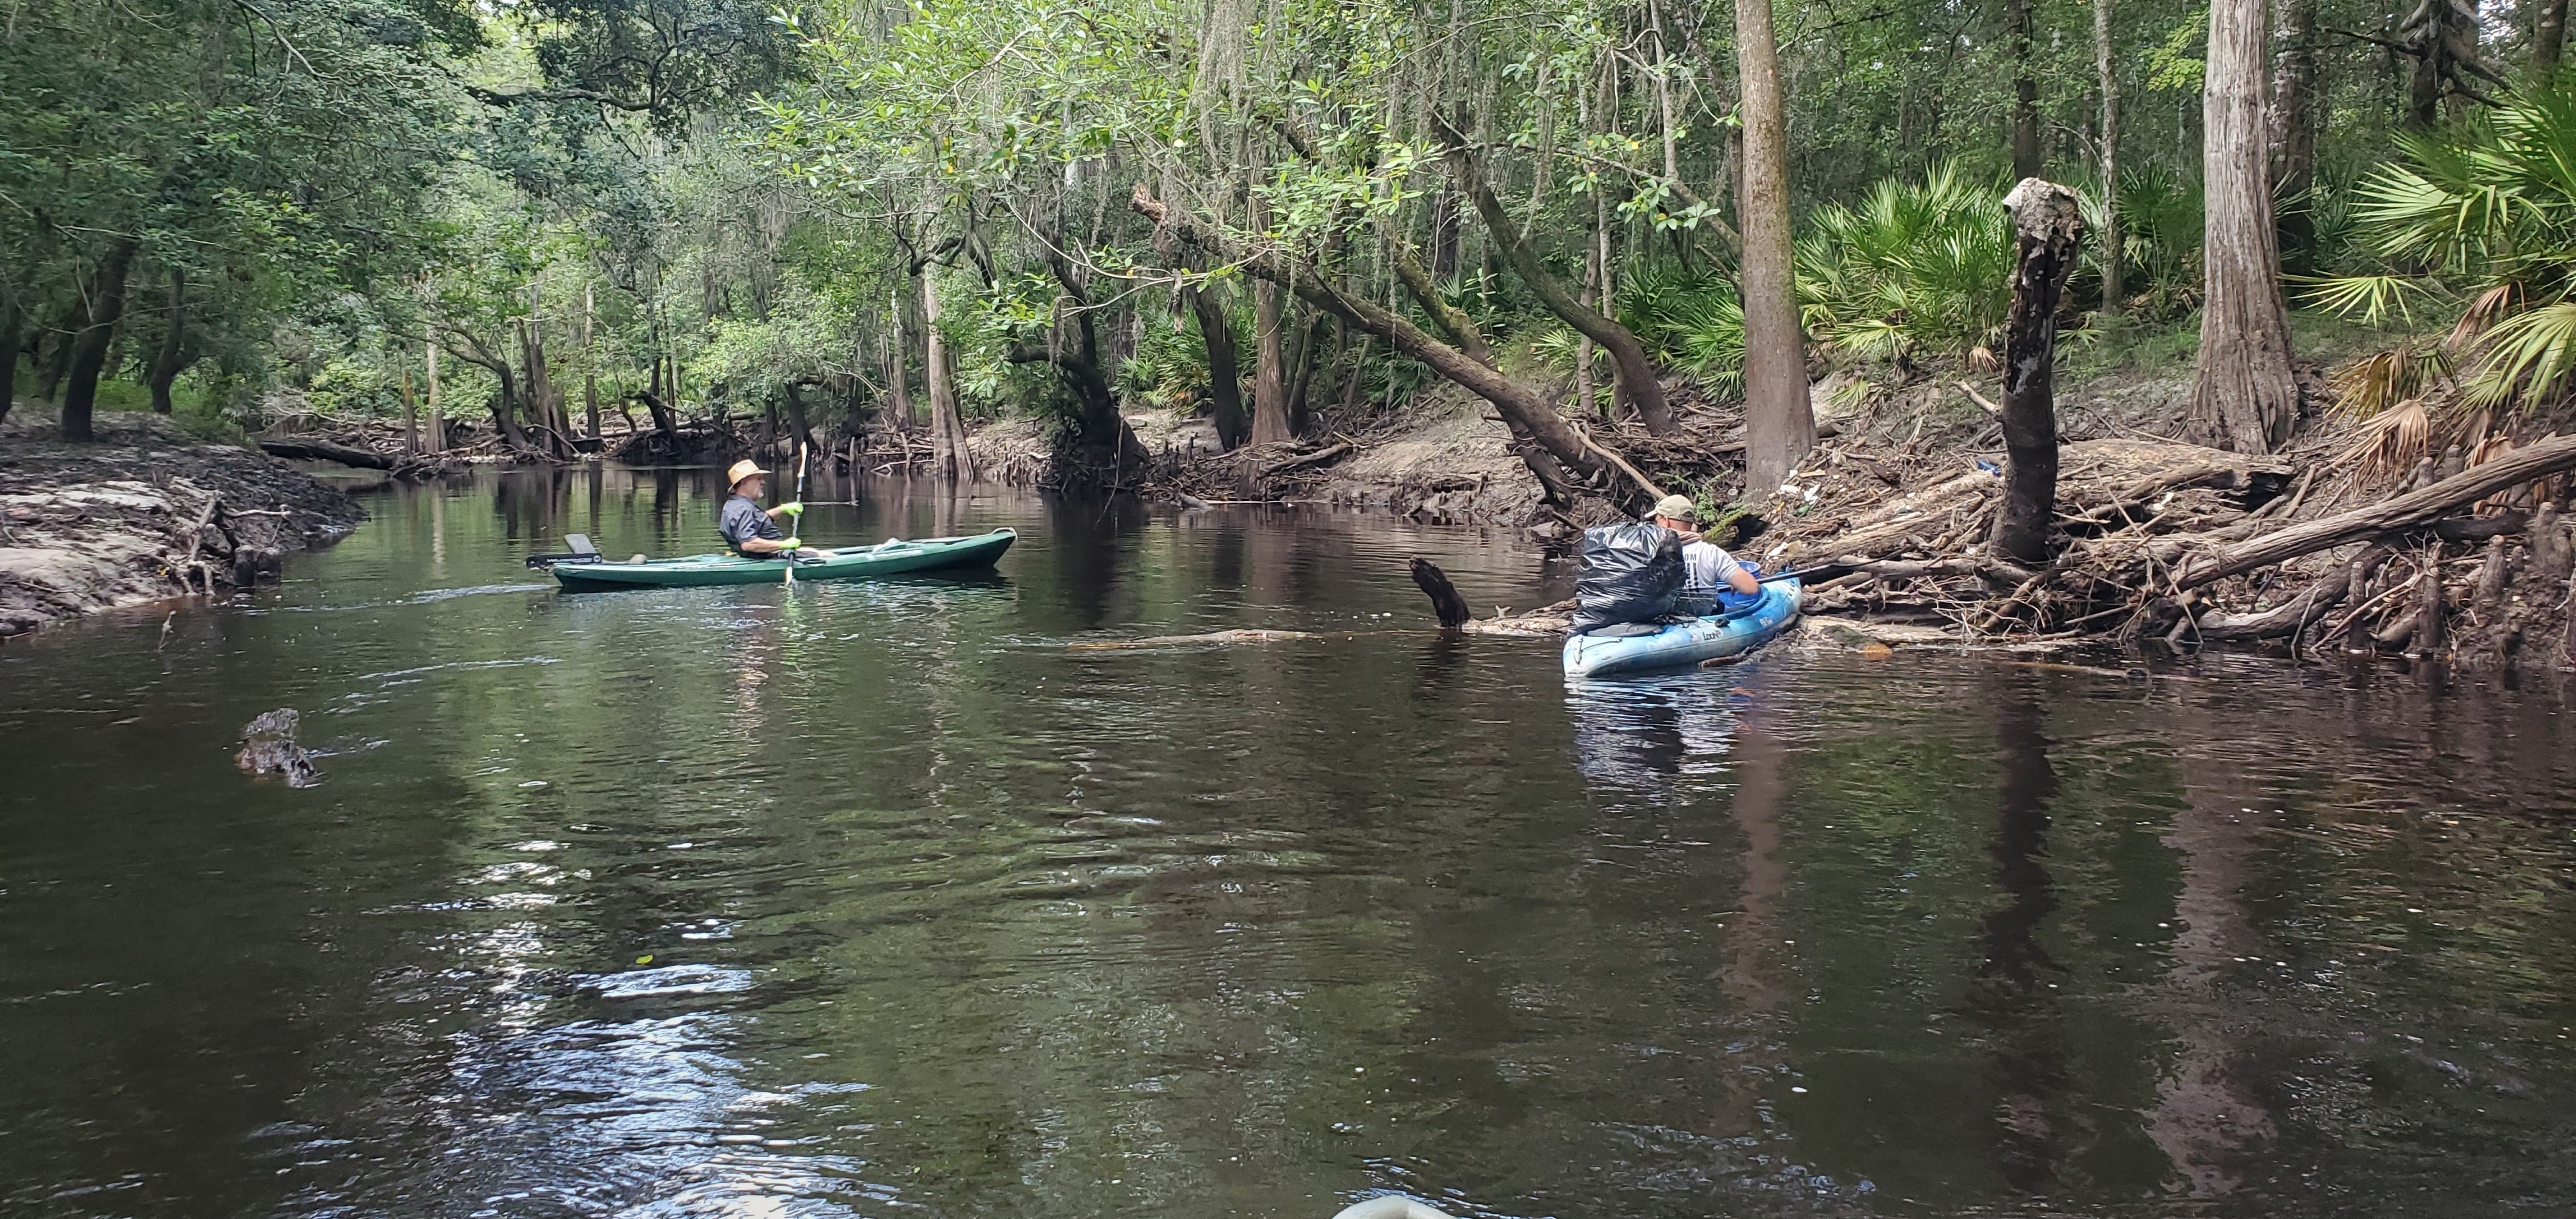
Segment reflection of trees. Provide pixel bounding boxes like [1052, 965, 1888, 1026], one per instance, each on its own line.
[1959, 675, 2085, 1192]
[2143, 703, 2277, 1198]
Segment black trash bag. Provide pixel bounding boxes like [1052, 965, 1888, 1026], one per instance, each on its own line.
[1570, 522, 1685, 633]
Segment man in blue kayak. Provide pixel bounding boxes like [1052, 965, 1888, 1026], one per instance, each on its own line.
[718, 459, 804, 557]
[1649, 494, 1761, 615]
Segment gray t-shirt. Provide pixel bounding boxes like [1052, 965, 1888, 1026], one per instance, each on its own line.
[1680, 539, 1747, 596]
[719, 494, 783, 554]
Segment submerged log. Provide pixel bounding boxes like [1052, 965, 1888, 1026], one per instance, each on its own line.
[2176, 433, 2576, 588]
[1411, 557, 1474, 630]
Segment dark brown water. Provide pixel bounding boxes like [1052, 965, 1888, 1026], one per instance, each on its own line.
[4, 468, 2574, 1219]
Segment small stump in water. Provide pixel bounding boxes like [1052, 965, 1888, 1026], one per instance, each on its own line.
[236, 708, 318, 787]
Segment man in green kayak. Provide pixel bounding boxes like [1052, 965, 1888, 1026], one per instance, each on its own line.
[719, 459, 804, 557]
[1649, 494, 1761, 615]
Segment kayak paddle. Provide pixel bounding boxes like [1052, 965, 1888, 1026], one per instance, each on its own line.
[785, 440, 809, 591]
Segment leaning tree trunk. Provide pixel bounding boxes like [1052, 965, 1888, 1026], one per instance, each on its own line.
[1991, 180, 2085, 565]
[2188, 0, 2300, 454]
[59, 240, 138, 442]
[1132, 184, 1637, 510]
[1187, 282, 1250, 450]
[921, 273, 976, 483]
[148, 268, 189, 415]
[2096, 0, 2124, 313]
[1440, 128, 1676, 435]
[1735, 0, 1816, 493]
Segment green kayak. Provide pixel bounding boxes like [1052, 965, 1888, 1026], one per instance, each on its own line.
[546, 528, 1015, 591]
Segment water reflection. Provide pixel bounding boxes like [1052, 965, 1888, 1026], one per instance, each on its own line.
[3, 471, 2575, 1218]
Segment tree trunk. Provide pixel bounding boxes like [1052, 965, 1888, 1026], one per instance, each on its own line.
[2011, 0, 2043, 179]
[1252, 278, 1293, 445]
[2537, 0, 2567, 76]
[148, 268, 187, 414]
[2270, 0, 2320, 273]
[1188, 284, 1250, 449]
[424, 340, 445, 452]
[1133, 183, 1633, 510]
[400, 364, 420, 452]
[922, 273, 976, 482]
[0, 291, 20, 427]
[582, 281, 601, 440]
[2188, 0, 2300, 454]
[1441, 130, 1676, 435]
[888, 312, 916, 429]
[59, 240, 139, 442]
[37, 298, 81, 401]
[1991, 181, 2086, 564]
[1392, 241, 1492, 365]
[2096, 0, 2124, 312]
[1735, 0, 1816, 492]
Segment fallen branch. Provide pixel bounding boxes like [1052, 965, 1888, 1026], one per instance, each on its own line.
[2175, 433, 2576, 588]
[1262, 441, 1356, 475]
[258, 437, 393, 470]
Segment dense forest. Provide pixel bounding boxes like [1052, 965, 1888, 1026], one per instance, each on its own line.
[5, 0, 2573, 515]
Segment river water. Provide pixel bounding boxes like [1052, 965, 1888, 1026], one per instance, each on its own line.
[3, 468, 2573, 1219]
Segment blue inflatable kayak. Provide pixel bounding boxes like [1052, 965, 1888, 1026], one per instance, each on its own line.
[1561, 577, 1803, 678]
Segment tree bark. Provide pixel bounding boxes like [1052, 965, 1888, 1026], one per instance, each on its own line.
[59, 240, 139, 442]
[1991, 181, 2086, 564]
[922, 273, 976, 482]
[1189, 284, 1250, 449]
[36, 298, 80, 402]
[581, 281, 601, 440]
[2096, 0, 2124, 312]
[2537, 0, 2567, 76]
[258, 438, 392, 469]
[424, 340, 445, 452]
[2011, 0, 2043, 180]
[1439, 127, 1676, 435]
[148, 268, 187, 415]
[0, 289, 20, 427]
[1392, 241, 1492, 365]
[2269, 0, 2320, 273]
[1252, 278, 1293, 445]
[1735, 0, 1816, 492]
[1133, 183, 1631, 509]
[2177, 432, 2576, 586]
[400, 364, 421, 453]
[2188, 0, 2300, 454]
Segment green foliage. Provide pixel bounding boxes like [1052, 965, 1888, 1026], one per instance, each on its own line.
[1797, 165, 2014, 363]
[1614, 263, 1747, 392]
[2315, 86, 2576, 410]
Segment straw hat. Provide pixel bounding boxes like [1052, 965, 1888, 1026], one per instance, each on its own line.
[725, 459, 769, 490]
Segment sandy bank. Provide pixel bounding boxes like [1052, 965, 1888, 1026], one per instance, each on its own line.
[0, 409, 365, 637]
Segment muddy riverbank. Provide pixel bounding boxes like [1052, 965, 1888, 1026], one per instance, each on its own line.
[0, 409, 364, 637]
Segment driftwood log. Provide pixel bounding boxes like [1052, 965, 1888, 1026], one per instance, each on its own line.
[2177, 433, 2576, 587]
[259, 437, 394, 469]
